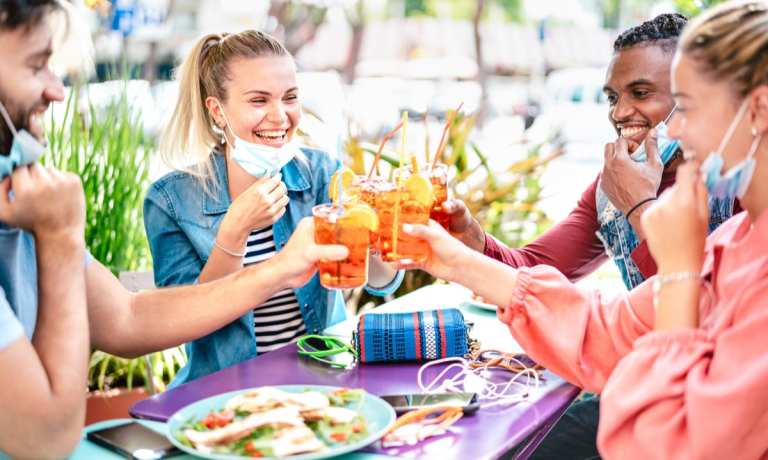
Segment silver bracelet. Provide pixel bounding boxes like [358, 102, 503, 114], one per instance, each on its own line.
[214, 239, 245, 258]
[652, 271, 700, 309]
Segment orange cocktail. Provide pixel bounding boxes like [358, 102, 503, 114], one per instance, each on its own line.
[377, 170, 433, 268]
[426, 163, 449, 229]
[313, 203, 378, 289]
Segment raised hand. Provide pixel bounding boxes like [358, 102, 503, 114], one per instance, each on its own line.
[218, 174, 288, 246]
[271, 217, 349, 288]
[0, 164, 85, 239]
[400, 220, 474, 282]
[441, 199, 486, 252]
[600, 130, 664, 237]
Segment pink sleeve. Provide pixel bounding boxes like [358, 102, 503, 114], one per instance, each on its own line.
[597, 283, 768, 460]
[497, 265, 654, 392]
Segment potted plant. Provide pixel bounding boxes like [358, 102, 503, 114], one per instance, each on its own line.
[86, 348, 186, 424]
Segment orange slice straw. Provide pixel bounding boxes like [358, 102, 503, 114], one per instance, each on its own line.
[368, 121, 404, 179]
[431, 102, 464, 169]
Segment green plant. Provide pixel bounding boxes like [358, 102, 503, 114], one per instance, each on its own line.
[45, 86, 150, 274]
[46, 84, 186, 392]
[88, 348, 187, 392]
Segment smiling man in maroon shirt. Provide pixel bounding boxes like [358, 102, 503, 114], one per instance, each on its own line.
[449, 14, 737, 294]
[443, 13, 738, 459]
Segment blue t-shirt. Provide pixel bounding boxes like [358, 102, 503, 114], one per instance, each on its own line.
[0, 224, 39, 349]
[0, 223, 91, 350]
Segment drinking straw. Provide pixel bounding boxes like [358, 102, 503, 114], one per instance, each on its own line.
[423, 110, 430, 165]
[368, 121, 404, 179]
[392, 111, 408, 257]
[333, 168, 344, 286]
[431, 102, 464, 170]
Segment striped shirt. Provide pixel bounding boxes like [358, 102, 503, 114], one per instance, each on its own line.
[243, 226, 306, 353]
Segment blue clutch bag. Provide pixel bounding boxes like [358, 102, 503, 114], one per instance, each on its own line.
[353, 308, 471, 363]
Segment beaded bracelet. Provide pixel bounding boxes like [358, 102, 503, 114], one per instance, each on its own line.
[652, 271, 700, 309]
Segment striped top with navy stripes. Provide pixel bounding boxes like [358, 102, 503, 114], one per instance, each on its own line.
[243, 226, 306, 353]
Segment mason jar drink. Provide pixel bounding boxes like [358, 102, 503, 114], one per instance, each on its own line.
[377, 169, 433, 268]
[313, 203, 378, 289]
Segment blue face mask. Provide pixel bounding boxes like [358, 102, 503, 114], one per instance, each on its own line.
[0, 100, 45, 179]
[700, 100, 762, 200]
[630, 112, 680, 165]
[217, 103, 298, 177]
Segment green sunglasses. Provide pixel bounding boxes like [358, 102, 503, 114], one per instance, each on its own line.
[296, 335, 358, 368]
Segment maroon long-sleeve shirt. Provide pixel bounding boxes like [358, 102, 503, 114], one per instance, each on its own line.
[484, 172, 676, 282]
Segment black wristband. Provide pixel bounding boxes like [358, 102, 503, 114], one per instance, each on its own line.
[625, 197, 657, 220]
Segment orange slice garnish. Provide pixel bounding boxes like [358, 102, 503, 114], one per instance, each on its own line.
[329, 168, 357, 202]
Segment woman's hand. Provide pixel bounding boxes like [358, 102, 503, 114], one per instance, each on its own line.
[400, 220, 475, 281]
[218, 174, 289, 247]
[271, 217, 348, 289]
[642, 160, 708, 274]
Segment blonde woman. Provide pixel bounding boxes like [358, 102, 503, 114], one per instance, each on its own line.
[404, 1, 768, 458]
[144, 30, 401, 386]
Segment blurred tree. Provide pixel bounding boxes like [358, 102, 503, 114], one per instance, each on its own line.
[344, 0, 366, 83]
[473, 0, 488, 124]
[495, 0, 523, 22]
[405, 0, 430, 16]
[674, 0, 725, 16]
[402, 0, 522, 21]
[599, 0, 623, 28]
[268, 0, 329, 56]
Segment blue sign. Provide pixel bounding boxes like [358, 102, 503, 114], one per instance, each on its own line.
[111, 0, 137, 37]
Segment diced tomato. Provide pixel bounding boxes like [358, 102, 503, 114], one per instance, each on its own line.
[244, 442, 263, 457]
[330, 432, 348, 442]
[201, 411, 234, 429]
[201, 414, 217, 430]
[352, 423, 364, 433]
[215, 410, 234, 427]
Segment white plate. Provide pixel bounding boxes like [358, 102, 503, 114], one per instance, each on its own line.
[461, 298, 498, 312]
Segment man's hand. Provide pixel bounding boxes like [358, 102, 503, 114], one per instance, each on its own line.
[442, 199, 486, 252]
[271, 217, 349, 289]
[600, 131, 664, 237]
[0, 164, 85, 239]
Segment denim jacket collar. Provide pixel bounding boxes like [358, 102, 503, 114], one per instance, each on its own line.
[203, 151, 311, 216]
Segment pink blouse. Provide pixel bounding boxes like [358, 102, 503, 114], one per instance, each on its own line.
[499, 210, 768, 459]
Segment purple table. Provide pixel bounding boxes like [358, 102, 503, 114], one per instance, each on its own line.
[131, 285, 579, 459]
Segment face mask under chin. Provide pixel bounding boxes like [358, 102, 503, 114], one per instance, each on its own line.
[699, 99, 763, 200]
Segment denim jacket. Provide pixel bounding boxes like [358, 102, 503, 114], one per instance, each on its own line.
[595, 185, 735, 290]
[143, 148, 403, 386]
